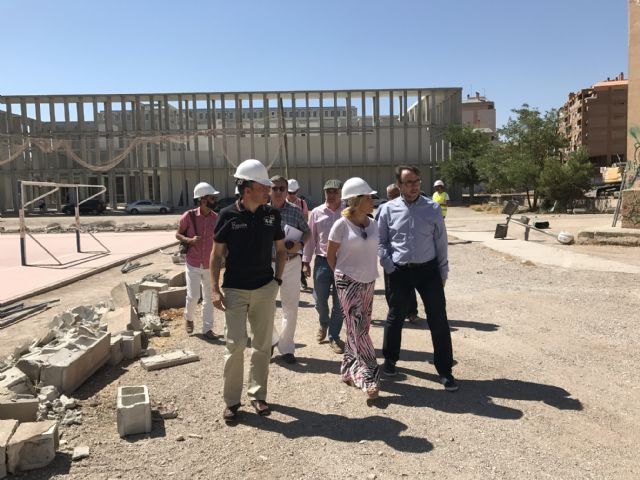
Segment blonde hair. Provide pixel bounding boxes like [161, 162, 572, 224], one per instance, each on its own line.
[341, 196, 364, 218]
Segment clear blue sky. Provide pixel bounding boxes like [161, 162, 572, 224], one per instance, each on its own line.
[0, 0, 629, 128]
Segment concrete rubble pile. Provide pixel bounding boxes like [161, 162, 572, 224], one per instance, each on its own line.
[0, 266, 190, 474]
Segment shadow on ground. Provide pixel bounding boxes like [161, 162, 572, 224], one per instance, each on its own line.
[379, 368, 583, 420]
[242, 403, 433, 453]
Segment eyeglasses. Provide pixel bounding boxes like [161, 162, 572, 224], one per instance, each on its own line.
[325, 189, 339, 194]
[272, 186, 287, 192]
[402, 179, 422, 187]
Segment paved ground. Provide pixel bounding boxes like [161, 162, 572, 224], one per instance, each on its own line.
[1, 207, 639, 479]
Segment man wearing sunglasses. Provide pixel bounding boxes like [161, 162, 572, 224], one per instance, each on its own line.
[377, 165, 458, 392]
[269, 175, 311, 364]
[302, 179, 346, 355]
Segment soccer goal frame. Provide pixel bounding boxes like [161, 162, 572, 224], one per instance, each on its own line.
[18, 180, 110, 267]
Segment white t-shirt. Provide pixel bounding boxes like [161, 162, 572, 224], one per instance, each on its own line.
[328, 217, 379, 283]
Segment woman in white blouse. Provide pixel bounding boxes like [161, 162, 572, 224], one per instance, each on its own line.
[326, 177, 380, 400]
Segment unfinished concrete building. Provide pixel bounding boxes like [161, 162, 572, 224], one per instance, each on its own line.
[0, 88, 461, 213]
[558, 74, 628, 167]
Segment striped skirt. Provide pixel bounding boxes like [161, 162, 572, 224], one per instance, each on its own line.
[334, 272, 380, 391]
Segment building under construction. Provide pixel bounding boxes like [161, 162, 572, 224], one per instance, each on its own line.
[0, 88, 461, 212]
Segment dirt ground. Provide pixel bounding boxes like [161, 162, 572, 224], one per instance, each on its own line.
[2, 208, 640, 479]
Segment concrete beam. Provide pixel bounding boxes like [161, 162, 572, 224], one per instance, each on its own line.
[140, 350, 199, 371]
[0, 396, 38, 422]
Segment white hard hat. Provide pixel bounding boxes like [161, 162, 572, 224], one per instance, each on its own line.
[434, 179, 445, 187]
[193, 182, 220, 199]
[288, 179, 300, 192]
[341, 177, 377, 200]
[557, 231, 575, 245]
[234, 159, 273, 186]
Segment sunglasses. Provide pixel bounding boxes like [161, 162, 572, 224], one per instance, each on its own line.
[272, 186, 287, 192]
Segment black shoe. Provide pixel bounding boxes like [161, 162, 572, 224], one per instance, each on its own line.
[440, 375, 459, 392]
[280, 353, 296, 364]
[382, 361, 397, 377]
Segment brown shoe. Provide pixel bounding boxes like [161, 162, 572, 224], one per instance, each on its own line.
[329, 339, 344, 354]
[185, 320, 194, 334]
[222, 403, 241, 423]
[316, 327, 328, 343]
[366, 387, 380, 400]
[250, 400, 271, 416]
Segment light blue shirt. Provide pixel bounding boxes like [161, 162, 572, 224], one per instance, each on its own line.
[377, 195, 449, 280]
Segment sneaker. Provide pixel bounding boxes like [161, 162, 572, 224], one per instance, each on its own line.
[440, 375, 459, 392]
[382, 361, 397, 377]
[280, 353, 296, 364]
[406, 314, 423, 324]
[316, 327, 328, 343]
[329, 339, 344, 354]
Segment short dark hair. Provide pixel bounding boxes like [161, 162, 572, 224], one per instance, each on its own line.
[395, 165, 421, 184]
[270, 175, 288, 184]
[236, 179, 253, 196]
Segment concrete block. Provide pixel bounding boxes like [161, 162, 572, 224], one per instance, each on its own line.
[117, 386, 151, 437]
[158, 287, 187, 310]
[139, 281, 168, 293]
[111, 282, 137, 308]
[140, 350, 199, 371]
[102, 306, 141, 333]
[168, 271, 186, 287]
[137, 289, 159, 315]
[6, 420, 58, 474]
[39, 333, 111, 394]
[0, 419, 18, 479]
[0, 397, 38, 422]
[121, 331, 142, 360]
[109, 334, 124, 366]
[37, 386, 59, 403]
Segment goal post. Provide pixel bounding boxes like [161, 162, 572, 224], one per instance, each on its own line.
[18, 180, 109, 266]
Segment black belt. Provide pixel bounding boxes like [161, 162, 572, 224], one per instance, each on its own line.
[394, 260, 433, 269]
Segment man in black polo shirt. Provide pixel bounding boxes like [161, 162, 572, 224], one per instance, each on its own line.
[210, 159, 287, 423]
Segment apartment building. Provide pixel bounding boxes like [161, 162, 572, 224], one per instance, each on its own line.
[558, 74, 628, 166]
[462, 92, 496, 139]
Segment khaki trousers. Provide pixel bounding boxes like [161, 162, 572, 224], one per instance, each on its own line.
[222, 280, 279, 406]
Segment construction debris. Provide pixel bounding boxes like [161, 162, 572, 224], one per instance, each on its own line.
[140, 350, 199, 371]
[117, 386, 151, 437]
[71, 445, 90, 461]
[6, 420, 58, 474]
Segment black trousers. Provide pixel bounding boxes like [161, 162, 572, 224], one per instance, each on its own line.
[383, 273, 418, 316]
[382, 259, 453, 377]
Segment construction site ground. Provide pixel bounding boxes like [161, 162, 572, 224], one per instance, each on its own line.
[0, 207, 639, 479]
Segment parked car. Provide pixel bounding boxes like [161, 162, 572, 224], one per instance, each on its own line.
[60, 198, 106, 215]
[125, 200, 173, 214]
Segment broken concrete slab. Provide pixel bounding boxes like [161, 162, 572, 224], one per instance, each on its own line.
[0, 368, 34, 396]
[137, 289, 159, 315]
[140, 350, 199, 371]
[6, 420, 59, 474]
[0, 419, 18, 479]
[167, 271, 186, 287]
[72, 445, 90, 461]
[37, 386, 59, 403]
[16, 332, 111, 394]
[109, 334, 123, 366]
[0, 395, 38, 422]
[139, 281, 168, 293]
[121, 331, 142, 360]
[117, 386, 151, 437]
[158, 287, 187, 310]
[111, 282, 137, 308]
[102, 306, 141, 333]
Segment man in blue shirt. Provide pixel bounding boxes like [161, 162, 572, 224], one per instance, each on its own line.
[377, 165, 458, 392]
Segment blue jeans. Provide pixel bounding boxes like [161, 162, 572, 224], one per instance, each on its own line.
[313, 256, 343, 341]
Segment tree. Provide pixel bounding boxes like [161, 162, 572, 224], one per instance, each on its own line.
[538, 148, 592, 211]
[440, 125, 492, 201]
[490, 105, 568, 210]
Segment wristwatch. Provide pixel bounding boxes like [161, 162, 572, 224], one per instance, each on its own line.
[274, 277, 283, 286]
